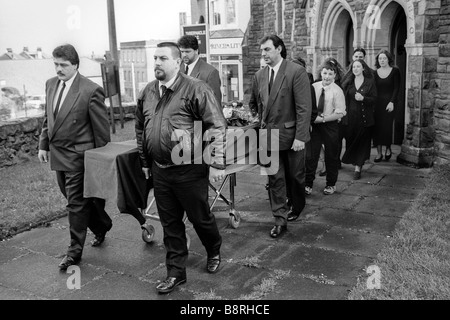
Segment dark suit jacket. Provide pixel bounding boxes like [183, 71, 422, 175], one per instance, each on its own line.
[39, 73, 111, 171]
[249, 59, 312, 151]
[184, 59, 222, 106]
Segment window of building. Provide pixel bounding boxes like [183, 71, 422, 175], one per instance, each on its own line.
[226, 0, 236, 24]
[210, 0, 236, 28]
[211, 0, 221, 25]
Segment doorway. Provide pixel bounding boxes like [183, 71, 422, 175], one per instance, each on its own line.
[390, 8, 407, 145]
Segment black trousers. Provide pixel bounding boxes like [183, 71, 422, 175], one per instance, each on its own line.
[268, 149, 306, 225]
[152, 163, 222, 279]
[56, 171, 112, 259]
[305, 121, 340, 187]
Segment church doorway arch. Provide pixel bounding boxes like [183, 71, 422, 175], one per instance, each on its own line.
[391, 7, 407, 144]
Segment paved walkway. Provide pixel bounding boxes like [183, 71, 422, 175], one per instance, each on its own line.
[0, 145, 431, 301]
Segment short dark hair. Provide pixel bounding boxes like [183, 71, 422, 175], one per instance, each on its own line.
[52, 44, 80, 69]
[353, 47, 366, 57]
[260, 35, 287, 59]
[178, 35, 199, 51]
[375, 49, 395, 68]
[157, 42, 181, 59]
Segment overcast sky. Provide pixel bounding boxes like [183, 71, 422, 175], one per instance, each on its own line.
[0, 0, 191, 57]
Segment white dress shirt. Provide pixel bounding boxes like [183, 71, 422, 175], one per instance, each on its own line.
[53, 72, 77, 112]
[312, 81, 347, 116]
[268, 59, 283, 83]
[159, 74, 177, 96]
[186, 57, 200, 76]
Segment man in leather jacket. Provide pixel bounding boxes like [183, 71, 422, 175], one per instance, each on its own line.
[135, 42, 227, 294]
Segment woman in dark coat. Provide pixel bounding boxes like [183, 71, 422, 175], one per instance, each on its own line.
[373, 50, 401, 162]
[341, 59, 377, 180]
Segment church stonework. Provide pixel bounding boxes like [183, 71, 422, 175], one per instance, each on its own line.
[242, 0, 450, 167]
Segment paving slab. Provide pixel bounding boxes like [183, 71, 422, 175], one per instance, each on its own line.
[306, 207, 401, 236]
[0, 145, 431, 302]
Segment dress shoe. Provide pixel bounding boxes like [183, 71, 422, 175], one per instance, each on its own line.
[287, 211, 300, 222]
[384, 151, 392, 161]
[374, 155, 383, 163]
[156, 276, 186, 294]
[58, 255, 80, 271]
[90, 232, 106, 247]
[270, 225, 287, 238]
[206, 254, 221, 274]
[353, 171, 361, 180]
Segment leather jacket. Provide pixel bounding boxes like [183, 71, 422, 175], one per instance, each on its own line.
[135, 73, 227, 170]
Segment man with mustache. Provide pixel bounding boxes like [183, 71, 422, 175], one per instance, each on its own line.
[135, 42, 227, 294]
[38, 44, 112, 271]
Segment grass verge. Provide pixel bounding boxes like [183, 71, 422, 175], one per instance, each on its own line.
[348, 164, 450, 300]
[0, 120, 136, 240]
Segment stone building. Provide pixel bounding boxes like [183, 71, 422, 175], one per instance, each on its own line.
[241, 0, 450, 167]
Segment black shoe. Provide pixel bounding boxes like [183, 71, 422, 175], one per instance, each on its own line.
[384, 151, 392, 161]
[91, 232, 107, 247]
[287, 211, 300, 222]
[270, 225, 287, 238]
[156, 276, 187, 294]
[374, 155, 382, 163]
[206, 254, 221, 274]
[58, 255, 80, 271]
[319, 170, 327, 177]
[353, 171, 361, 180]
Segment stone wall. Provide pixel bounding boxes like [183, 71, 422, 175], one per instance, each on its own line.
[0, 117, 43, 167]
[0, 104, 137, 168]
[434, 1, 450, 165]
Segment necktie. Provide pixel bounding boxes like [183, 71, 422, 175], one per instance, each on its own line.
[160, 85, 167, 97]
[53, 82, 66, 118]
[185, 65, 189, 75]
[317, 88, 325, 114]
[268, 69, 274, 94]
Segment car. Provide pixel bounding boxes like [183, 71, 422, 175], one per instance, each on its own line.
[25, 95, 46, 109]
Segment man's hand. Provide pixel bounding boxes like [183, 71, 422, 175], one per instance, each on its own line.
[142, 167, 151, 180]
[38, 150, 49, 163]
[210, 167, 225, 183]
[291, 139, 305, 152]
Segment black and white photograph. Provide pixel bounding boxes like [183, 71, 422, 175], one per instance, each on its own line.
[0, 0, 449, 309]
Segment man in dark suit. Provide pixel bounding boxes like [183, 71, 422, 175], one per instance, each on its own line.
[249, 35, 312, 238]
[38, 44, 112, 271]
[178, 35, 222, 106]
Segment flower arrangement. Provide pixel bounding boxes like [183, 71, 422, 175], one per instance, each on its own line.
[223, 100, 259, 127]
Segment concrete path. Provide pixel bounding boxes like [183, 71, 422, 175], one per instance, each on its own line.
[0, 145, 431, 301]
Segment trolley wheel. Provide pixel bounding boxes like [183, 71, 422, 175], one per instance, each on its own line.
[229, 210, 241, 229]
[141, 223, 155, 243]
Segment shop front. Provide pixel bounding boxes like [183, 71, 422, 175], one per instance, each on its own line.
[209, 36, 244, 104]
